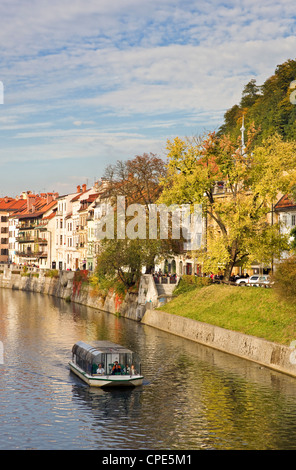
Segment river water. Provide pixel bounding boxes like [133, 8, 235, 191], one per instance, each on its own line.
[1, 288, 296, 451]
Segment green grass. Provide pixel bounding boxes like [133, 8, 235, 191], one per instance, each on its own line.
[162, 284, 296, 346]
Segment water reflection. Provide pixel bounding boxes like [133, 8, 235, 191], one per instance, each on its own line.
[1, 289, 296, 449]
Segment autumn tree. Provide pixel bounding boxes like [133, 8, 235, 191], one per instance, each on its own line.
[103, 153, 167, 208]
[93, 153, 180, 291]
[159, 130, 296, 280]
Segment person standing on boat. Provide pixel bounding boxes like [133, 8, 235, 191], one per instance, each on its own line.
[96, 364, 105, 375]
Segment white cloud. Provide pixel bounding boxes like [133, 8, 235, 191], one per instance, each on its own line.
[0, 0, 295, 195]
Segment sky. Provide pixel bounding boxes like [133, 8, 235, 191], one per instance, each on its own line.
[0, 0, 296, 197]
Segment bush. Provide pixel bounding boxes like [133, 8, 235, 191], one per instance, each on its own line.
[44, 269, 59, 278]
[272, 256, 296, 304]
[173, 275, 210, 296]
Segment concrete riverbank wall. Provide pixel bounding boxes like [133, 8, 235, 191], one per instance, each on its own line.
[141, 309, 296, 379]
[1, 266, 296, 378]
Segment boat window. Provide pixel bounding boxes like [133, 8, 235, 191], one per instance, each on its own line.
[105, 352, 141, 375]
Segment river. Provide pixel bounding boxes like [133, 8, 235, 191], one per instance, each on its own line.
[1, 288, 296, 451]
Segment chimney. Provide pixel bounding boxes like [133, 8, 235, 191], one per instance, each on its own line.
[82, 183, 87, 192]
[47, 193, 53, 205]
[27, 195, 37, 212]
[77, 185, 81, 193]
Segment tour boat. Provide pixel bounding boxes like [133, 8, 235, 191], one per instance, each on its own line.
[69, 340, 144, 387]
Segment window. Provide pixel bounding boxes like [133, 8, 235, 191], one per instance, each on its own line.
[292, 215, 296, 227]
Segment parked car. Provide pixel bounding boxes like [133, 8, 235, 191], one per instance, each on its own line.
[236, 275, 271, 287]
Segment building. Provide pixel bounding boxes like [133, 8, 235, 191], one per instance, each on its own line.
[274, 194, 296, 260]
[55, 190, 78, 271]
[12, 193, 58, 266]
[0, 196, 27, 263]
[54, 181, 108, 271]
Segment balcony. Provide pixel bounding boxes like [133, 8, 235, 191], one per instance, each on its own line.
[17, 236, 35, 243]
[15, 250, 48, 259]
[34, 237, 48, 245]
[17, 223, 36, 230]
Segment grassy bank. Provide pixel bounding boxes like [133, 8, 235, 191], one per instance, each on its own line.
[161, 283, 296, 346]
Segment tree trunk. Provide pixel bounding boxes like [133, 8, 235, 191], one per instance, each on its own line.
[223, 261, 236, 282]
[224, 241, 239, 281]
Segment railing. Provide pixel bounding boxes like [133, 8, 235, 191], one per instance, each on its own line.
[16, 224, 36, 230]
[16, 237, 35, 243]
[34, 238, 48, 244]
[15, 251, 48, 258]
[153, 274, 178, 284]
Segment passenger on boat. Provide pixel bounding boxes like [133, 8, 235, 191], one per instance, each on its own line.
[96, 364, 105, 375]
[111, 361, 122, 375]
[130, 364, 137, 375]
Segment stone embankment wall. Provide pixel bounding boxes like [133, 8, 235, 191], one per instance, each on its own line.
[1, 266, 296, 378]
[141, 309, 296, 379]
[0, 267, 144, 321]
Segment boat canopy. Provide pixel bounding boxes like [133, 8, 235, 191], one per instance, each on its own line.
[71, 340, 141, 375]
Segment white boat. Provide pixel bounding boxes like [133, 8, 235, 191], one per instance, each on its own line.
[69, 340, 144, 387]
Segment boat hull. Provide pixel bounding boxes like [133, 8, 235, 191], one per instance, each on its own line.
[69, 361, 143, 387]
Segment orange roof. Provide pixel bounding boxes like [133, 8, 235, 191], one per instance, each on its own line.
[274, 194, 296, 211]
[13, 197, 57, 219]
[0, 197, 27, 212]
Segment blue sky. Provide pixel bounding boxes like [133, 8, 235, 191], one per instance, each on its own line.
[0, 0, 296, 196]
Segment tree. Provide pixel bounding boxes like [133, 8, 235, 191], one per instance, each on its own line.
[240, 79, 261, 108]
[272, 255, 296, 304]
[159, 131, 296, 280]
[103, 153, 167, 208]
[93, 153, 181, 291]
[218, 59, 296, 144]
[94, 238, 149, 291]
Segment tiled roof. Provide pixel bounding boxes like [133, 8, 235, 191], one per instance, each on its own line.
[0, 198, 27, 212]
[13, 197, 57, 219]
[274, 194, 296, 211]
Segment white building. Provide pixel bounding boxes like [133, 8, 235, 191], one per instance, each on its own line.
[54, 182, 107, 271]
[274, 194, 296, 259]
[55, 190, 78, 271]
